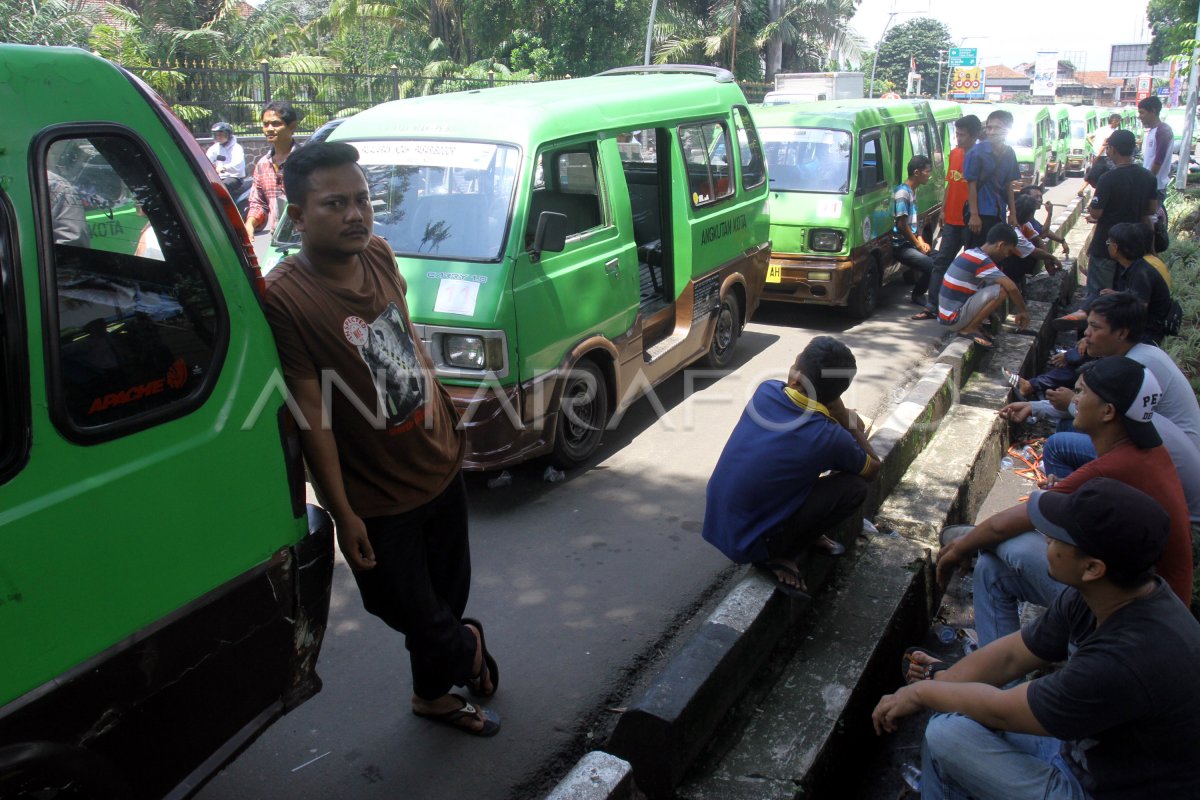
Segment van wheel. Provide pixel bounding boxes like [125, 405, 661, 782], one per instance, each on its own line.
[845, 260, 880, 319]
[551, 360, 609, 469]
[703, 292, 741, 370]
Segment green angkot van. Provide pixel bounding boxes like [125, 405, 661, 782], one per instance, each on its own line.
[750, 98, 956, 318]
[1046, 105, 1072, 184]
[267, 66, 770, 470]
[1066, 106, 1098, 174]
[992, 104, 1054, 188]
[0, 45, 334, 798]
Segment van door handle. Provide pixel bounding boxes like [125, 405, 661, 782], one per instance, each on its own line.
[605, 258, 620, 277]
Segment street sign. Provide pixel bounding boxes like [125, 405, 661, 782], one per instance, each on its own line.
[950, 65, 984, 100]
[949, 48, 977, 67]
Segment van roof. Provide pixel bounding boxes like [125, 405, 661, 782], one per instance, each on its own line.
[750, 98, 939, 131]
[332, 69, 749, 147]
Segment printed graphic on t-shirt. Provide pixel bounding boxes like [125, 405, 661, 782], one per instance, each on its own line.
[351, 303, 425, 427]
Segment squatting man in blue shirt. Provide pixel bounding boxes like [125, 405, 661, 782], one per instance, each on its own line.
[702, 336, 881, 597]
[872, 478, 1200, 799]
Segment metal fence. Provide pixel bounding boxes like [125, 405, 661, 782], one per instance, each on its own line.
[127, 61, 774, 135]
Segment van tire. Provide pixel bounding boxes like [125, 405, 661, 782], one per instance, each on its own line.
[845, 260, 880, 319]
[703, 292, 741, 370]
[551, 360, 609, 469]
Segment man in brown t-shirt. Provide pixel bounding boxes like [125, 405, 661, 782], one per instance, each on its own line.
[264, 142, 500, 736]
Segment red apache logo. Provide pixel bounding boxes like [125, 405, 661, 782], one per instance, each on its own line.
[88, 358, 189, 415]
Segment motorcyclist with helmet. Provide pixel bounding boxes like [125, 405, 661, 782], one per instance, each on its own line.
[206, 121, 246, 194]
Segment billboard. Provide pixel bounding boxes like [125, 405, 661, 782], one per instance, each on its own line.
[1033, 51, 1058, 97]
[949, 48, 984, 99]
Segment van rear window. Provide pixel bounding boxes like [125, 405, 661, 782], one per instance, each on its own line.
[760, 128, 851, 194]
[679, 122, 734, 207]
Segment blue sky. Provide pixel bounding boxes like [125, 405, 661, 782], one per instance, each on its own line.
[850, 0, 1155, 75]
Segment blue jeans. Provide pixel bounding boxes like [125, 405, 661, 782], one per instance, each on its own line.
[922, 713, 1089, 800]
[895, 243, 935, 302]
[974, 531, 1066, 645]
[1085, 255, 1117, 299]
[1041, 432, 1096, 480]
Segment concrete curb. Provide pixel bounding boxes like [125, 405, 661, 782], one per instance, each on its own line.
[545, 202, 1086, 800]
[544, 753, 641, 800]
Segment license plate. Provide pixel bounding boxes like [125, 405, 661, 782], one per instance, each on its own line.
[766, 263, 782, 283]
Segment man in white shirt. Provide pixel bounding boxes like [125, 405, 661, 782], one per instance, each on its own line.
[1138, 96, 1175, 194]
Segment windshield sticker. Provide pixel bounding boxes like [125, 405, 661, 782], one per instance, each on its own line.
[818, 199, 843, 217]
[433, 278, 480, 316]
[355, 140, 498, 169]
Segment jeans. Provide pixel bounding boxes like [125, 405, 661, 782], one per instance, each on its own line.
[354, 473, 478, 700]
[932, 224, 968, 310]
[1085, 255, 1117, 299]
[1041, 432, 1096, 480]
[895, 243, 935, 302]
[966, 215, 1003, 249]
[973, 531, 1066, 645]
[922, 713, 1089, 800]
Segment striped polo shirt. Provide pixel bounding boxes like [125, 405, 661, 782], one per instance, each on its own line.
[938, 248, 1004, 325]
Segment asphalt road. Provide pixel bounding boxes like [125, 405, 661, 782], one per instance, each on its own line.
[202, 181, 1081, 799]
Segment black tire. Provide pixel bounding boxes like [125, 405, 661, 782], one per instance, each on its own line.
[845, 260, 880, 320]
[551, 360, 609, 469]
[702, 292, 741, 370]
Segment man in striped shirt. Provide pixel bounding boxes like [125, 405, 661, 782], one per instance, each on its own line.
[938, 223, 1028, 349]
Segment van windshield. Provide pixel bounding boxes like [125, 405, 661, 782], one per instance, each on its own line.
[1009, 122, 1035, 148]
[760, 128, 851, 193]
[1070, 122, 1086, 139]
[273, 140, 520, 261]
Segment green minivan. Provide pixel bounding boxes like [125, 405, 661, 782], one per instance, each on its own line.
[1066, 106, 1098, 174]
[1046, 104, 1072, 185]
[0, 45, 334, 798]
[750, 98, 956, 318]
[266, 66, 770, 470]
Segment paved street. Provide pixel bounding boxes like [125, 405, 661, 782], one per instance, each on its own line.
[203, 177, 1083, 800]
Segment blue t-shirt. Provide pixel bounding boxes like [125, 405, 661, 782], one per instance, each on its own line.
[702, 381, 871, 563]
[963, 141, 1020, 218]
[892, 182, 918, 247]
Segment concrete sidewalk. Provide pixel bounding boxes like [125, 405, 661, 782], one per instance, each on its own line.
[545, 195, 1092, 800]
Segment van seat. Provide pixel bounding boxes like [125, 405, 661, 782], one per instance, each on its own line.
[526, 190, 601, 242]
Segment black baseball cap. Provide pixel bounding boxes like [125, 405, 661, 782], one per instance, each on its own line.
[1028, 478, 1170, 575]
[1080, 356, 1162, 448]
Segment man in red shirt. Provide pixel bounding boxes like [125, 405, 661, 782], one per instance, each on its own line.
[913, 115, 981, 322]
[936, 356, 1193, 644]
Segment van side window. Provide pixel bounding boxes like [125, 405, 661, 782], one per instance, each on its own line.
[678, 121, 734, 207]
[908, 123, 932, 161]
[858, 134, 884, 192]
[41, 135, 224, 437]
[733, 107, 766, 190]
[527, 146, 604, 243]
[0, 196, 27, 481]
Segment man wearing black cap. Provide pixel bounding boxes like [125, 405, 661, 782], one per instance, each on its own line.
[941, 356, 1193, 646]
[874, 479, 1200, 799]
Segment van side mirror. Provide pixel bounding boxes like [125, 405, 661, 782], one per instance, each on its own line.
[530, 211, 567, 262]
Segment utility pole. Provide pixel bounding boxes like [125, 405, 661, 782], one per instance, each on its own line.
[730, 0, 739, 74]
[643, 0, 659, 65]
[868, 9, 898, 99]
[936, 50, 946, 99]
[1175, 0, 1200, 190]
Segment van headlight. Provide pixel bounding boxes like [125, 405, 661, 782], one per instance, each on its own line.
[444, 335, 506, 370]
[809, 229, 844, 253]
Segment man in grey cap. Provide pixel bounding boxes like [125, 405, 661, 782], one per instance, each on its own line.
[874, 478, 1200, 799]
[938, 356, 1194, 645]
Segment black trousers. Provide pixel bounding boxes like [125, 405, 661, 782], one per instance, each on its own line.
[763, 472, 869, 561]
[355, 473, 476, 700]
[966, 215, 1003, 249]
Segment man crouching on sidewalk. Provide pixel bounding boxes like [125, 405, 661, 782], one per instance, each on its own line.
[701, 336, 881, 597]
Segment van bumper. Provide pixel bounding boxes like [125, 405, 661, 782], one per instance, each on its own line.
[760, 256, 857, 306]
[445, 381, 558, 471]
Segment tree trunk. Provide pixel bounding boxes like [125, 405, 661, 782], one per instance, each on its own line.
[765, 0, 783, 80]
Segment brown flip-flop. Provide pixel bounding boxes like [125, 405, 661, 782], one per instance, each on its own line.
[462, 617, 498, 698]
[413, 693, 501, 737]
[910, 309, 937, 321]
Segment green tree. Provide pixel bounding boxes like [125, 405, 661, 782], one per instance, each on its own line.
[1147, 0, 1198, 66]
[762, 0, 861, 78]
[875, 16, 952, 93]
[0, 0, 99, 46]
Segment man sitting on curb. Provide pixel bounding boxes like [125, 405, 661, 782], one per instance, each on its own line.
[1003, 293, 1200, 452]
[937, 223, 1028, 350]
[892, 155, 937, 315]
[944, 356, 1194, 646]
[874, 478, 1200, 800]
[702, 337, 880, 598]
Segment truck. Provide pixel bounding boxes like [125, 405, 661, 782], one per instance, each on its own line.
[763, 72, 865, 105]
